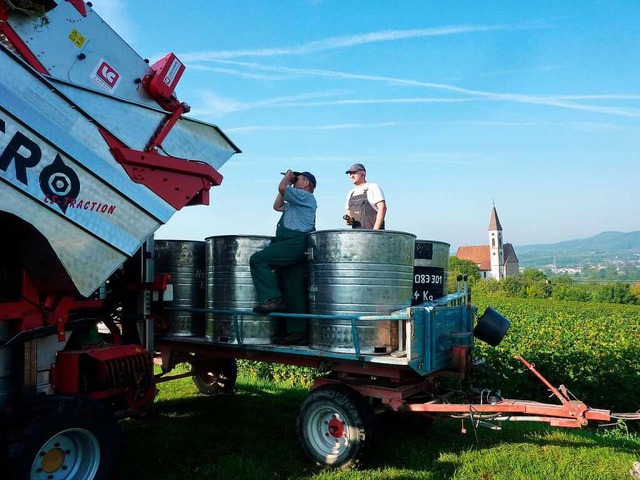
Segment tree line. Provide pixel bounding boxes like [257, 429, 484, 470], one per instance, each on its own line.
[449, 257, 640, 305]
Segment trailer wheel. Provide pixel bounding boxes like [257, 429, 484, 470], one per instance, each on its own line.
[192, 358, 237, 395]
[9, 396, 119, 480]
[298, 384, 377, 470]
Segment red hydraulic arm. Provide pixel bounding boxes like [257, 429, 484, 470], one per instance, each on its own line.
[99, 127, 223, 209]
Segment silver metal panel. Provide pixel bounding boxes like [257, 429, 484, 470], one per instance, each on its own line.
[52, 81, 240, 169]
[307, 230, 416, 354]
[0, 46, 235, 296]
[0, 114, 160, 252]
[0, 110, 163, 295]
[154, 240, 206, 337]
[7, 2, 240, 169]
[205, 235, 277, 345]
[0, 186, 134, 296]
[8, 2, 162, 107]
[0, 49, 174, 218]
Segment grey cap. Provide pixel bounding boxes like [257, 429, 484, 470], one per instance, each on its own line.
[345, 163, 366, 174]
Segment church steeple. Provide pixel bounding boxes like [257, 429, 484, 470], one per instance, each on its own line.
[488, 203, 504, 280]
[489, 204, 503, 231]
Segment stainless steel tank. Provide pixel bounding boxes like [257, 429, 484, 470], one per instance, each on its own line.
[307, 230, 415, 354]
[411, 240, 450, 305]
[154, 240, 206, 337]
[205, 235, 277, 344]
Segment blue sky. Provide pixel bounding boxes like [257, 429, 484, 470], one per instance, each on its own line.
[94, 1, 639, 251]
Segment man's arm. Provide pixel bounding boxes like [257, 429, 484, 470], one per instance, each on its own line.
[274, 170, 295, 211]
[373, 201, 387, 229]
[273, 192, 284, 212]
[344, 190, 354, 224]
[279, 170, 295, 195]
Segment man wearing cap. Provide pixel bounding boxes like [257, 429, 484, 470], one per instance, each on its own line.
[250, 169, 317, 343]
[344, 163, 386, 230]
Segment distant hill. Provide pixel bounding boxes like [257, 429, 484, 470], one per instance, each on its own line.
[515, 231, 640, 267]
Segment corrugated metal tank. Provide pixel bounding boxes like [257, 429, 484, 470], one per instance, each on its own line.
[154, 240, 206, 337]
[205, 235, 277, 344]
[307, 230, 415, 354]
[411, 240, 450, 305]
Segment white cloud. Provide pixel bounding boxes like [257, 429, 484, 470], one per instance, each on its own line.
[189, 65, 294, 81]
[479, 65, 569, 77]
[190, 90, 346, 116]
[201, 60, 640, 118]
[178, 23, 536, 61]
[226, 122, 403, 133]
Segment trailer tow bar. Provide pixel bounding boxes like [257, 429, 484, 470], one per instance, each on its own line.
[407, 355, 640, 428]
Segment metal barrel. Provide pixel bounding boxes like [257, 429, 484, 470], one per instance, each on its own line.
[154, 240, 206, 337]
[307, 229, 416, 354]
[205, 235, 277, 344]
[0, 321, 17, 408]
[411, 240, 450, 305]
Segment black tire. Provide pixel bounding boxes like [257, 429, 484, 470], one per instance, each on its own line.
[8, 396, 119, 480]
[191, 358, 238, 395]
[297, 384, 377, 470]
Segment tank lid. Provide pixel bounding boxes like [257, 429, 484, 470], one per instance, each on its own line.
[308, 229, 417, 238]
[204, 234, 274, 241]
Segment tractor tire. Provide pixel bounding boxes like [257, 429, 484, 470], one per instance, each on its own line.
[297, 384, 377, 470]
[8, 395, 119, 480]
[192, 357, 237, 395]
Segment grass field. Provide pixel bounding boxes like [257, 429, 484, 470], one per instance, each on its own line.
[117, 369, 640, 480]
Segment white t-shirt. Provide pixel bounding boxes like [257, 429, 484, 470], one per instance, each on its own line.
[345, 183, 385, 212]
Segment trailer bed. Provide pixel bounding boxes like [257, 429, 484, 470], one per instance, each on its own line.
[154, 295, 475, 379]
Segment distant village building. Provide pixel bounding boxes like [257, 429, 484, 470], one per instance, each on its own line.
[455, 205, 520, 280]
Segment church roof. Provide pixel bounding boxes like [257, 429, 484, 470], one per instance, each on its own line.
[504, 243, 519, 263]
[455, 243, 520, 272]
[455, 245, 491, 271]
[488, 206, 503, 231]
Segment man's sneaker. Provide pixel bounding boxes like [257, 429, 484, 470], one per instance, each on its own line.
[252, 297, 286, 314]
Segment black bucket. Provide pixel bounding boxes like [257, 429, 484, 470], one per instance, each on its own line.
[473, 307, 511, 347]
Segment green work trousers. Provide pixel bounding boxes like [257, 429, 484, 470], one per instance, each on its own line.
[250, 222, 309, 327]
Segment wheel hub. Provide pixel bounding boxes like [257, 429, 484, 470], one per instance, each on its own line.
[31, 428, 100, 479]
[326, 416, 345, 439]
[41, 447, 65, 473]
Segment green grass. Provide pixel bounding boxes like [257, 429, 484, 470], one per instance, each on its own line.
[117, 368, 640, 480]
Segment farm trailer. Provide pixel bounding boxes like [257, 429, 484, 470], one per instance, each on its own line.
[154, 273, 638, 470]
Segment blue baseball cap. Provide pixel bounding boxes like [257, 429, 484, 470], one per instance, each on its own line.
[293, 171, 317, 189]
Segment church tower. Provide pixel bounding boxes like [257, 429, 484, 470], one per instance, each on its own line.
[488, 204, 504, 280]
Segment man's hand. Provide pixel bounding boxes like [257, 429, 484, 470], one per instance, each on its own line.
[278, 169, 295, 195]
[283, 169, 296, 184]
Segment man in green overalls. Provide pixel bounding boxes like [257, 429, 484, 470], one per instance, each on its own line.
[250, 169, 317, 344]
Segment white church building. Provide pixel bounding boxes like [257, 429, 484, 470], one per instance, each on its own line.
[455, 205, 520, 280]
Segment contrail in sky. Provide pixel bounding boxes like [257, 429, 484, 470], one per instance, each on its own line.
[190, 61, 640, 118]
[178, 23, 538, 61]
